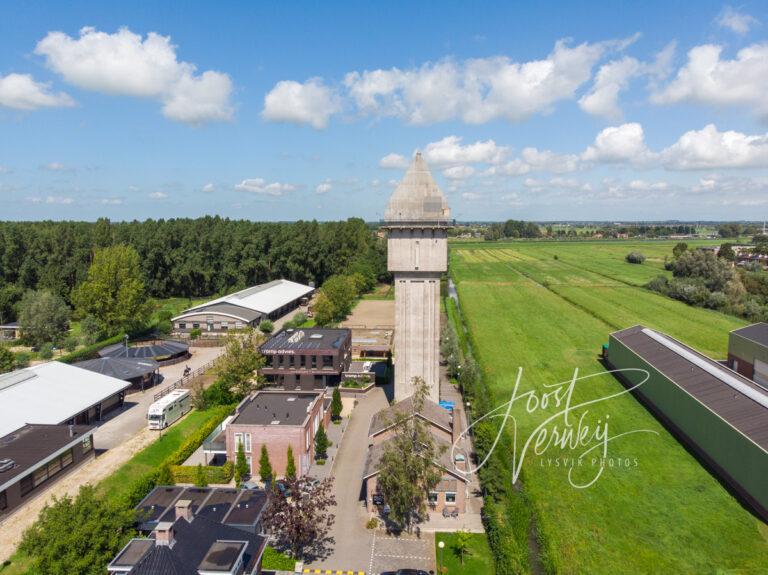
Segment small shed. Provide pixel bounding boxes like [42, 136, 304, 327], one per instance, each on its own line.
[0, 321, 20, 341]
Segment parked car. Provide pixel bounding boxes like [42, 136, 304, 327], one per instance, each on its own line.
[380, 570, 431, 575]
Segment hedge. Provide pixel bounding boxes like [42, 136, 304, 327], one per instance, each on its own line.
[120, 405, 234, 508]
[171, 461, 233, 484]
[58, 333, 126, 364]
[262, 545, 295, 570]
[59, 324, 163, 364]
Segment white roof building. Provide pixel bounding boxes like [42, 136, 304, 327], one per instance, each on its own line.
[0, 361, 131, 437]
[172, 279, 314, 324]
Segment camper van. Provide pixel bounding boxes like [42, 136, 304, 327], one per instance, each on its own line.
[147, 389, 192, 429]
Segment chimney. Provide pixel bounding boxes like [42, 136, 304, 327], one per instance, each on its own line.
[175, 499, 193, 523]
[154, 522, 175, 546]
[68, 425, 74, 438]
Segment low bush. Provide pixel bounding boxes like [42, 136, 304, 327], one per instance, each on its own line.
[262, 545, 295, 570]
[171, 461, 234, 484]
[38, 342, 54, 359]
[625, 251, 646, 264]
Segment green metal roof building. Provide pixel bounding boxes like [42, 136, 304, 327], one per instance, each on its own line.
[606, 325, 768, 521]
[727, 323, 768, 389]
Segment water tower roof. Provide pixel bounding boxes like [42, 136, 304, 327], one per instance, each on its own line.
[385, 153, 450, 222]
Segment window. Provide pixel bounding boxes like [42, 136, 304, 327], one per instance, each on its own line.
[221, 321, 228, 330]
[314, 413, 319, 434]
[311, 356, 317, 369]
[33, 465, 49, 487]
[428, 491, 438, 504]
[82, 435, 92, 453]
[244, 433, 252, 453]
[192, 322, 200, 329]
[235, 321, 243, 329]
[306, 429, 311, 451]
[446, 492, 456, 503]
[246, 456, 252, 472]
[234, 433, 243, 450]
[322, 355, 333, 368]
[299, 354, 306, 368]
[20, 476, 33, 497]
[0, 490, 6, 511]
[179, 322, 187, 329]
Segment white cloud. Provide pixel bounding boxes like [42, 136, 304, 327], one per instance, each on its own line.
[342, 38, 624, 125]
[716, 6, 759, 35]
[35, 26, 233, 124]
[444, 165, 475, 179]
[0, 73, 74, 110]
[462, 191, 482, 200]
[379, 153, 409, 169]
[581, 123, 654, 163]
[661, 124, 768, 169]
[628, 179, 669, 191]
[652, 43, 768, 118]
[0, 166, 10, 174]
[520, 147, 580, 173]
[100, 197, 124, 205]
[149, 191, 168, 199]
[315, 181, 332, 194]
[262, 78, 339, 129]
[27, 195, 74, 204]
[44, 162, 66, 171]
[423, 136, 507, 166]
[579, 57, 642, 119]
[234, 178, 297, 196]
[202, 182, 215, 193]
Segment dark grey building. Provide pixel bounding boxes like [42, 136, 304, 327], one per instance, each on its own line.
[260, 328, 352, 389]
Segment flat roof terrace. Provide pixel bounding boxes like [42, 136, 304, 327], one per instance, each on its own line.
[231, 391, 321, 426]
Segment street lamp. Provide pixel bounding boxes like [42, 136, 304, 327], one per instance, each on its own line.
[438, 540, 445, 573]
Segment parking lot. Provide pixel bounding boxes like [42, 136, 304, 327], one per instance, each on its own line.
[369, 531, 435, 574]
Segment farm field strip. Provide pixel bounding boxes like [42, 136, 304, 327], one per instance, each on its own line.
[450, 241, 767, 573]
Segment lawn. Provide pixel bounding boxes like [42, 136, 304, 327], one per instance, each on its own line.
[96, 407, 227, 502]
[450, 240, 768, 574]
[435, 532, 494, 575]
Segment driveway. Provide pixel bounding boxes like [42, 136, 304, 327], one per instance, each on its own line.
[95, 345, 224, 449]
[305, 387, 388, 572]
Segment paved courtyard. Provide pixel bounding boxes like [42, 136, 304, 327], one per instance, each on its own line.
[95, 344, 224, 449]
[368, 531, 436, 574]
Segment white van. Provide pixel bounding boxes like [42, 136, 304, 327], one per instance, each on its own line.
[147, 389, 192, 429]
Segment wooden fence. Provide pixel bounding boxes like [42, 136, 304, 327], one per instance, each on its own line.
[153, 358, 218, 401]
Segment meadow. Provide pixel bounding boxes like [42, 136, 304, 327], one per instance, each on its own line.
[450, 240, 768, 574]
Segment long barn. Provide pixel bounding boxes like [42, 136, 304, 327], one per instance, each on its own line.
[606, 325, 768, 520]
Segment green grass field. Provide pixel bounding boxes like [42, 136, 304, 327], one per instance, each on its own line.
[450, 240, 768, 574]
[435, 532, 494, 575]
[96, 407, 227, 502]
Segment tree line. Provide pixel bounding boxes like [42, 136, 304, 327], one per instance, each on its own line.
[0, 217, 388, 322]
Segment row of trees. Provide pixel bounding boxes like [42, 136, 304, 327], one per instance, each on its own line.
[647, 244, 768, 321]
[484, 220, 542, 241]
[313, 273, 372, 326]
[0, 217, 387, 309]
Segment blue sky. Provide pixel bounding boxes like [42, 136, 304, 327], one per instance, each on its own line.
[1, 0, 767, 221]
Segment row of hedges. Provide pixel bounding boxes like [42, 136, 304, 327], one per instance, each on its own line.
[171, 461, 234, 484]
[58, 324, 162, 364]
[121, 405, 233, 508]
[444, 295, 536, 575]
[58, 333, 126, 364]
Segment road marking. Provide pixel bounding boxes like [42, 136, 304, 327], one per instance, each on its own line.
[302, 570, 364, 574]
[368, 528, 376, 575]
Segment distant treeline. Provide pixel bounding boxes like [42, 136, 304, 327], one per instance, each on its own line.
[484, 220, 542, 240]
[0, 217, 387, 318]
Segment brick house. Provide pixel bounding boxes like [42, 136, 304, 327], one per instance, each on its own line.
[223, 391, 330, 479]
[363, 396, 470, 515]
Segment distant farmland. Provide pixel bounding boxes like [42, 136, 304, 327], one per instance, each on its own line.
[450, 240, 768, 574]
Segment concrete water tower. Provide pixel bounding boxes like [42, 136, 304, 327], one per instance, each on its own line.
[383, 152, 451, 402]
